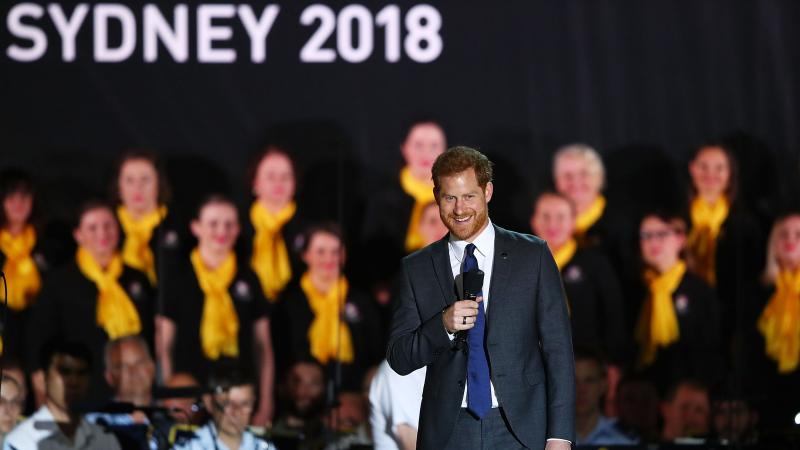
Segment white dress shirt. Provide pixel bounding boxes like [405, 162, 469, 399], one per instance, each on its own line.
[446, 221, 499, 409]
[369, 360, 427, 450]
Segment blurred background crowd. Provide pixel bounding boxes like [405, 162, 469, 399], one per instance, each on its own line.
[1, 118, 799, 449]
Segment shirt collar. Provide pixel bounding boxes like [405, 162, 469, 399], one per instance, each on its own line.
[448, 220, 494, 262]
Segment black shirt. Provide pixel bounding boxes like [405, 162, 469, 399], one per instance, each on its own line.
[635, 271, 723, 393]
[0, 235, 51, 364]
[561, 247, 628, 364]
[26, 260, 154, 403]
[274, 280, 382, 390]
[360, 183, 415, 285]
[162, 258, 270, 382]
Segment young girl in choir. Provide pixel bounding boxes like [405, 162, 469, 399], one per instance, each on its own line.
[113, 150, 183, 286]
[0, 170, 45, 363]
[275, 224, 382, 391]
[634, 211, 722, 392]
[245, 146, 304, 302]
[156, 195, 275, 425]
[28, 201, 154, 404]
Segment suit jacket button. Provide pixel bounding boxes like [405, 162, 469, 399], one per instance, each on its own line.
[458, 381, 464, 387]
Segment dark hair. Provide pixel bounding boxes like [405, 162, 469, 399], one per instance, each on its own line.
[401, 116, 446, 145]
[246, 145, 298, 194]
[689, 141, 739, 203]
[111, 149, 172, 205]
[0, 168, 36, 228]
[573, 346, 608, 376]
[39, 338, 93, 372]
[663, 378, 708, 403]
[73, 199, 116, 229]
[193, 194, 238, 220]
[206, 365, 256, 394]
[301, 222, 344, 253]
[639, 209, 689, 236]
[431, 146, 494, 195]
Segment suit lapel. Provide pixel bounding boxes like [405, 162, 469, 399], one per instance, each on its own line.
[431, 235, 456, 309]
[487, 225, 511, 331]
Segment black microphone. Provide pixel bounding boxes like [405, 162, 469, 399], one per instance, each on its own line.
[456, 269, 484, 348]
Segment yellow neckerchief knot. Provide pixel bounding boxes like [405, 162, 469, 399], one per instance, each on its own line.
[687, 196, 729, 285]
[191, 249, 240, 360]
[301, 272, 354, 364]
[76, 247, 141, 339]
[250, 201, 296, 301]
[758, 268, 800, 373]
[636, 260, 686, 367]
[400, 166, 435, 253]
[117, 205, 166, 285]
[575, 195, 606, 237]
[0, 225, 41, 310]
[552, 238, 577, 271]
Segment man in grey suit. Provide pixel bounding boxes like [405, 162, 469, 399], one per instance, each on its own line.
[388, 146, 575, 450]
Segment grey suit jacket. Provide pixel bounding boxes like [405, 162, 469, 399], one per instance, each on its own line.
[387, 225, 575, 449]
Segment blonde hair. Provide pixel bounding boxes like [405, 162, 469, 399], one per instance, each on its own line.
[553, 143, 606, 190]
[761, 214, 800, 284]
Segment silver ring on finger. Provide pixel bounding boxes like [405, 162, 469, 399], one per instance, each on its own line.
[462, 316, 467, 325]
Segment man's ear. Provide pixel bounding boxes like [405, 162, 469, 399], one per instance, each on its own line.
[484, 182, 494, 203]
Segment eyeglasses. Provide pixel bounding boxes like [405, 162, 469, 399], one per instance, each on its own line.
[0, 396, 23, 409]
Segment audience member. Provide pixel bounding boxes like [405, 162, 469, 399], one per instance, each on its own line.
[160, 372, 205, 425]
[87, 335, 161, 450]
[0, 376, 24, 444]
[711, 395, 758, 445]
[323, 391, 371, 450]
[113, 149, 183, 286]
[157, 194, 275, 425]
[634, 211, 722, 391]
[573, 349, 635, 446]
[272, 360, 326, 448]
[245, 146, 306, 302]
[174, 369, 277, 450]
[660, 379, 710, 442]
[275, 224, 382, 391]
[27, 201, 154, 406]
[531, 192, 628, 365]
[614, 374, 660, 443]
[3, 340, 122, 450]
[369, 360, 425, 450]
[0, 169, 44, 364]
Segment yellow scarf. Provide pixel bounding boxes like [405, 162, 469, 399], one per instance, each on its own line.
[575, 195, 606, 236]
[300, 272, 354, 364]
[76, 247, 141, 339]
[0, 226, 41, 311]
[191, 249, 239, 360]
[687, 197, 729, 285]
[250, 201, 296, 301]
[117, 206, 166, 285]
[552, 238, 577, 271]
[635, 260, 686, 367]
[400, 167, 435, 253]
[758, 269, 800, 373]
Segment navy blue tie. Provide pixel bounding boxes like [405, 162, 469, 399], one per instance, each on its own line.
[464, 243, 491, 418]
